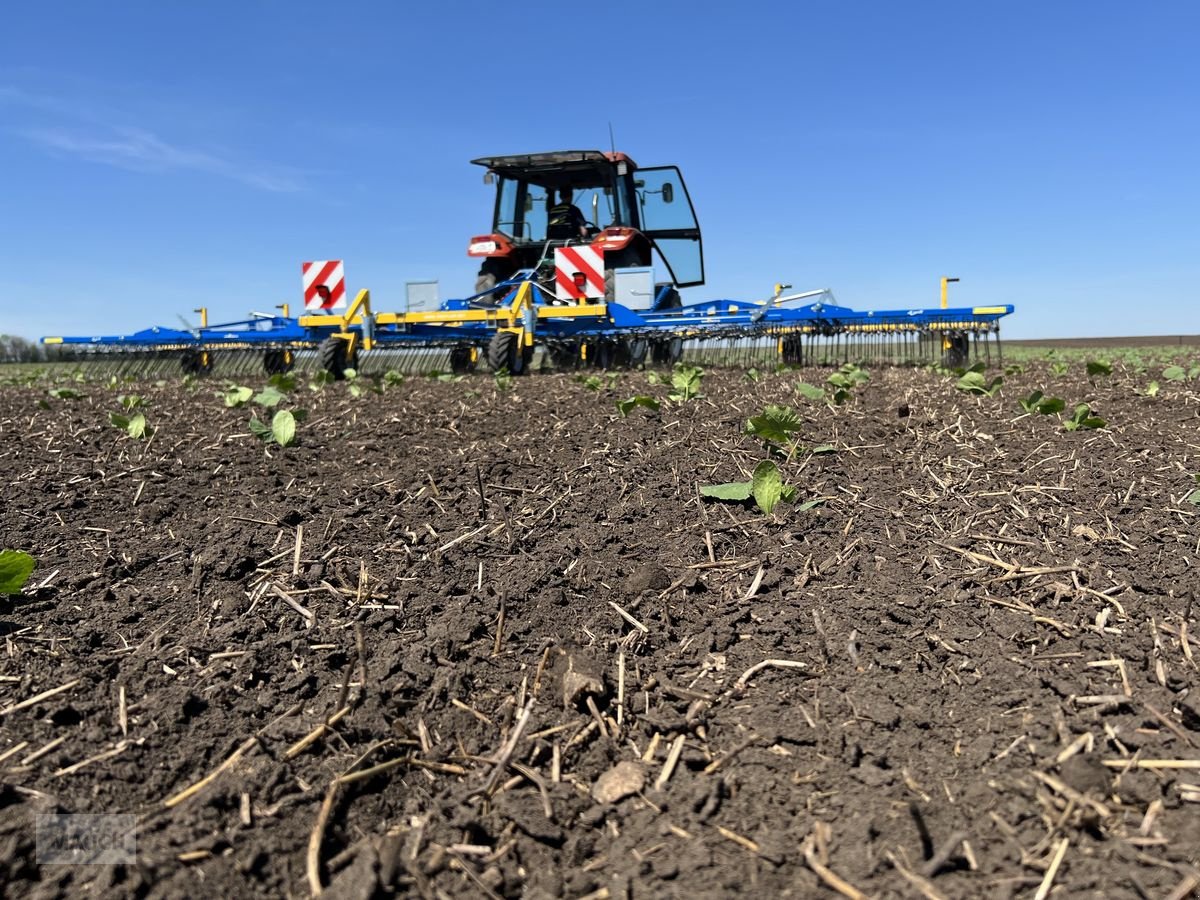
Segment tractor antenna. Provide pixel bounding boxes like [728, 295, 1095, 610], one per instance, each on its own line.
[608, 122, 616, 154]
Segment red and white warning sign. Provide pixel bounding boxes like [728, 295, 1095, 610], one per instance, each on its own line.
[554, 246, 605, 302]
[302, 260, 346, 310]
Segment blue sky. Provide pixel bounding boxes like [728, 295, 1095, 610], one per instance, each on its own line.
[2, 1, 1198, 341]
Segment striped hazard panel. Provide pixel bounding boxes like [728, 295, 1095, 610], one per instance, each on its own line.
[302, 260, 346, 310]
[554, 246, 606, 302]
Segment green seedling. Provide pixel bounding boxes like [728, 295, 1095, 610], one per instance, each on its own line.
[267, 373, 296, 392]
[249, 409, 302, 447]
[744, 368, 762, 383]
[110, 412, 152, 439]
[253, 385, 287, 408]
[1143, 381, 1160, 398]
[1163, 365, 1189, 382]
[1018, 390, 1065, 415]
[48, 388, 85, 400]
[746, 404, 803, 453]
[383, 370, 404, 387]
[1004, 364, 1025, 376]
[580, 375, 604, 391]
[646, 371, 663, 386]
[493, 369, 513, 392]
[1085, 360, 1112, 377]
[701, 460, 798, 515]
[1050, 361, 1069, 376]
[1062, 403, 1106, 431]
[956, 370, 1004, 396]
[224, 385, 254, 407]
[117, 394, 145, 410]
[1186, 475, 1200, 505]
[668, 364, 704, 402]
[826, 363, 869, 404]
[795, 381, 825, 402]
[308, 371, 336, 391]
[0, 550, 36, 595]
[616, 395, 661, 417]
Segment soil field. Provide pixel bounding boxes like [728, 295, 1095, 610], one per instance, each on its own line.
[1, 359, 1199, 899]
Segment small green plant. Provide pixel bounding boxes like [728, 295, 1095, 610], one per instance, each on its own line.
[826, 363, 869, 404]
[254, 385, 287, 408]
[1085, 360, 1112, 377]
[493, 369, 513, 392]
[795, 381, 825, 402]
[0, 550, 36, 595]
[1004, 363, 1025, 376]
[669, 364, 704, 402]
[1163, 365, 1189, 382]
[249, 409, 300, 447]
[110, 412, 152, 439]
[746, 404, 804, 453]
[1185, 475, 1200, 505]
[744, 368, 762, 383]
[224, 385, 253, 407]
[383, 370, 404, 388]
[616, 395, 661, 417]
[117, 394, 145, 410]
[1018, 390, 1065, 415]
[580, 375, 604, 391]
[1062, 403, 1106, 431]
[1143, 381, 1160, 398]
[646, 371, 663, 386]
[308, 371, 336, 391]
[956, 370, 1004, 397]
[1050, 361, 1069, 376]
[701, 460, 798, 515]
[267, 372, 296, 392]
[48, 387, 85, 400]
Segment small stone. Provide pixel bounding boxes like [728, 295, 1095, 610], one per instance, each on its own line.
[625, 564, 670, 594]
[592, 761, 646, 804]
[556, 648, 605, 708]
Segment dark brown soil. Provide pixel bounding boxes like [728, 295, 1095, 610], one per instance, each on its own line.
[1, 359, 1198, 899]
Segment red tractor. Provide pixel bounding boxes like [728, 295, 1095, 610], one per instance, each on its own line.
[467, 150, 705, 302]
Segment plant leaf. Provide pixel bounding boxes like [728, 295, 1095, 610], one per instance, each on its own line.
[796, 498, 827, 512]
[700, 482, 753, 502]
[110, 412, 130, 430]
[271, 410, 296, 447]
[126, 413, 148, 439]
[1086, 360, 1112, 377]
[616, 395, 661, 417]
[0, 550, 36, 595]
[795, 382, 825, 401]
[746, 405, 803, 444]
[1163, 365, 1187, 382]
[248, 417, 271, 440]
[751, 460, 783, 515]
[1036, 397, 1066, 415]
[225, 386, 254, 407]
[254, 386, 287, 408]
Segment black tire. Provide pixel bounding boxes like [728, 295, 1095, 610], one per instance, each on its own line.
[487, 331, 529, 374]
[181, 350, 211, 376]
[941, 334, 969, 369]
[319, 336, 350, 380]
[628, 338, 649, 368]
[264, 349, 293, 375]
[449, 345, 475, 374]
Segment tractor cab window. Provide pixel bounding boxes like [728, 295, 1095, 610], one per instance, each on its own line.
[523, 186, 550, 242]
[494, 177, 521, 237]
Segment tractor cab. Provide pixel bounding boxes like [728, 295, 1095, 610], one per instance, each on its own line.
[467, 150, 704, 298]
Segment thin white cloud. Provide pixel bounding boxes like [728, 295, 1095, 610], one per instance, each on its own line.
[2, 85, 305, 193]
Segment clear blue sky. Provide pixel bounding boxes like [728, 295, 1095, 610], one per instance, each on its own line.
[2, 1, 1197, 341]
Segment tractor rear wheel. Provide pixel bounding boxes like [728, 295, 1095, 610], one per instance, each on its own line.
[475, 258, 513, 298]
[319, 336, 353, 380]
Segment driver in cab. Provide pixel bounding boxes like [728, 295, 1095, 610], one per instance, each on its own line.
[547, 188, 588, 241]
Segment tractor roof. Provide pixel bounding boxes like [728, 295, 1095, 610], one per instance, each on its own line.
[470, 150, 637, 187]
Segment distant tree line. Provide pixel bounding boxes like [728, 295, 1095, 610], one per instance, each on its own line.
[0, 335, 84, 363]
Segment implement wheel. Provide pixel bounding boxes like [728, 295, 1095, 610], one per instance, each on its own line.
[449, 345, 476, 374]
[487, 331, 531, 374]
[264, 349, 295, 375]
[181, 350, 213, 376]
[319, 336, 355, 380]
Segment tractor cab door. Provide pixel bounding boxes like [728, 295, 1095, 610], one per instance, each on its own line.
[634, 166, 704, 287]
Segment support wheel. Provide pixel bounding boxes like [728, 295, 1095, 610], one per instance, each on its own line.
[264, 349, 294, 375]
[487, 331, 530, 374]
[319, 336, 354, 380]
[449, 345, 476, 374]
[181, 350, 212, 376]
